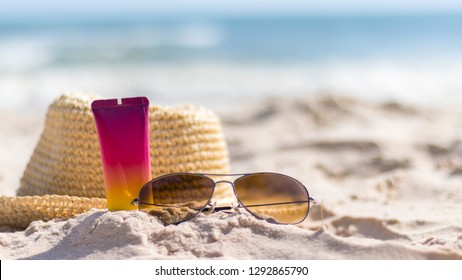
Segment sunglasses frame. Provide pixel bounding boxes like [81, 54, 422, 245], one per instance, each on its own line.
[132, 172, 316, 225]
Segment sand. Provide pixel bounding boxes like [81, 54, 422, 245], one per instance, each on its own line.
[1, 95, 462, 259]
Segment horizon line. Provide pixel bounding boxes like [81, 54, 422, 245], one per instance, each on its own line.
[0, 9, 461, 23]
[0, 8, 462, 19]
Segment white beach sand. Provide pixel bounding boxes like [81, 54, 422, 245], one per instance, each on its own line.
[1, 95, 462, 259]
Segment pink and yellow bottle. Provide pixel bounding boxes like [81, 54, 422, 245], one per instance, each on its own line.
[92, 97, 151, 210]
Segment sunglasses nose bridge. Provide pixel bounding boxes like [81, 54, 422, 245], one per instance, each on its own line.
[214, 179, 234, 186]
[212, 180, 239, 206]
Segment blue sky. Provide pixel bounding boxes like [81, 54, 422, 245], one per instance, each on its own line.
[1, 0, 462, 18]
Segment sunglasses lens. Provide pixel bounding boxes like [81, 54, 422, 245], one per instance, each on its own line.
[138, 174, 215, 225]
[234, 173, 310, 224]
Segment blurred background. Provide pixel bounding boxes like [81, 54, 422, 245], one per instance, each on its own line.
[1, 0, 462, 112]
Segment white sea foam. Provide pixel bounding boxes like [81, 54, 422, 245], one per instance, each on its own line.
[0, 36, 53, 71]
[172, 23, 224, 48]
[1, 59, 462, 112]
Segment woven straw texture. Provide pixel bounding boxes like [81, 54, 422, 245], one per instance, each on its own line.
[0, 195, 106, 229]
[17, 93, 230, 198]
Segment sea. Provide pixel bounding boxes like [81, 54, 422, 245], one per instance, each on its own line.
[1, 13, 462, 111]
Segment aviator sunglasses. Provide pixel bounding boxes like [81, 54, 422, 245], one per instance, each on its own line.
[131, 172, 316, 225]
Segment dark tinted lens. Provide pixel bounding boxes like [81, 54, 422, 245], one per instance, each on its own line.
[234, 173, 310, 224]
[138, 174, 215, 225]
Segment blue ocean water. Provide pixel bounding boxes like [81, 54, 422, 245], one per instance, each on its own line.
[1, 14, 462, 110]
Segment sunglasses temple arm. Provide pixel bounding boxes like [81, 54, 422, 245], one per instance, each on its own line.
[131, 199, 182, 208]
[206, 199, 316, 214]
[206, 206, 233, 211]
[244, 200, 313, 208]
[131, 200, 232, 212]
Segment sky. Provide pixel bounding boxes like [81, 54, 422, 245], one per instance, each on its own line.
[1, 0, 462, 19]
